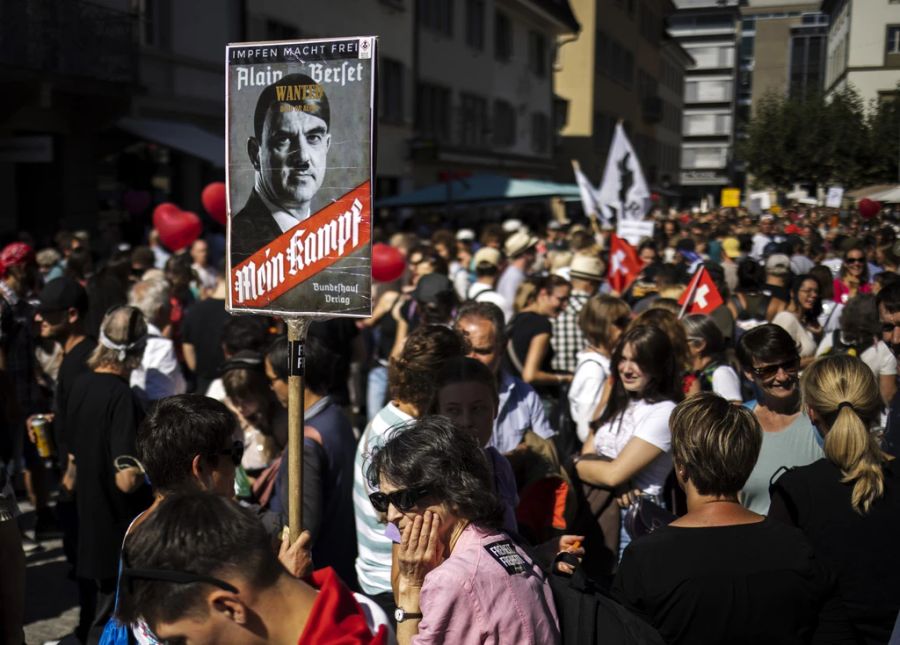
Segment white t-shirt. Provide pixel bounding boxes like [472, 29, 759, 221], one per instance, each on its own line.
[592, 399, 676, 496]
[568, 350, 611, 444]
[815, 335, 897, 377]
[711, 365, 743, 401]
[772, 311, 817, 357]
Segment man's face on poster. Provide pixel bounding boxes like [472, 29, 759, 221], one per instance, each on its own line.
[251, 104, 331, 211]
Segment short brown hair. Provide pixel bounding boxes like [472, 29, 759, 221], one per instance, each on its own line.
[670, 392, 762, 497]
[578, 295, 630, 350]
[388, 325, 468, 413]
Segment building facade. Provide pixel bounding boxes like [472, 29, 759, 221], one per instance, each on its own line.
[555, 0, 690, 198]
[821, 0, 900, 103]
[669, 0, 741, 199]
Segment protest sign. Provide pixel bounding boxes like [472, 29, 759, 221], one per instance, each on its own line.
[615, 219, 655, 246]
[720, 188, 740, 208]
[226, 37, 376, 317]
[825, 186, 844, 208]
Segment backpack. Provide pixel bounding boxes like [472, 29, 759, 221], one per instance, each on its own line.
[821, 330, 875, 359]
[548, 560, 665, 645]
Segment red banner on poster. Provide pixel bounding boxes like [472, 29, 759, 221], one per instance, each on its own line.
[230, 181, 371, 309]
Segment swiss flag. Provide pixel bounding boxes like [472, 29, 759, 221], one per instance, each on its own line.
[608, 234, 643, 294]
[678, 266, 724, 315]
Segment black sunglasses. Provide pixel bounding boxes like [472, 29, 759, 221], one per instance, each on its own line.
[369, 487, 430, 513]
[750, 358, 800, 380]
[212, 441, 243, 467]
[845, 257, 865, 264]
[883, 322, 899, 334]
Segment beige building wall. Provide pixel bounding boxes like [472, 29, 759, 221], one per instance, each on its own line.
[556, 0, 595, 137]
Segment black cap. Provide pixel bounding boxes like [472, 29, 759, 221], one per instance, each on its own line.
[37, 277, 88, 314]
[413, 273, 454, 305]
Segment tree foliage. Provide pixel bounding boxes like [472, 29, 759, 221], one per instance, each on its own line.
[741, 86, 900, 191]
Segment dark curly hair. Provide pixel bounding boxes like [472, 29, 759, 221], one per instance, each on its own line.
[366, 415, 505, 530]
[388, 324, 468, 413]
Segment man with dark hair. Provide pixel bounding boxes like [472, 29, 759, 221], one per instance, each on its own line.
[204, 316, 271, 399]
[877, 283, 900, 456]
[116, 492, 388, 644]
[182, 260, 229, 394]
[264, 335, 358, 585]
[455, 302, 554, 453]
[231, 73, 332, 263]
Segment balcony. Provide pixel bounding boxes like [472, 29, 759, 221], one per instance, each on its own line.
[0, 0, 137, 84]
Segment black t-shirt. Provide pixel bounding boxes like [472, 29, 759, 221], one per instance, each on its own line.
[69, 372, 151, 581]
[181, 297, 229, 392]
[503, 312, 554, 379]
[770, 459, 900, 643]
[55, 336, 96, 454]
[612, 518, 843, 644]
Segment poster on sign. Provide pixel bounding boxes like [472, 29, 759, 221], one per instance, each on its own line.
[615, 219, 655, 246]
[825, 186, 844, 209]
[226, 37, 376, 317]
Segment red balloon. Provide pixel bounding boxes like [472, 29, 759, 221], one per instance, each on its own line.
[201, 182, 227, 226]
[858, 198, 881, 219]
[153, 203, 202, 252]
[372, 243, 405, 282]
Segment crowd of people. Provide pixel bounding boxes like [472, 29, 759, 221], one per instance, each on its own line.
[1, 204, 899, 644]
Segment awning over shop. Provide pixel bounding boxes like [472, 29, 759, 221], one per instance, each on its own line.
[118, 117, 225, 168]
[376, 174, 581, 208]
[865, 185, 900, 203]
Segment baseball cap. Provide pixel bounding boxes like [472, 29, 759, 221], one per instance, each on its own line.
[413, 273, 455, 305]
[37, 277, 88, 314]
[765, 253, 791, 274]
[722, 237, 740, 259]
[473, 247, 502, 268]
[502, 219, 523, 233]
[455, 228, 476, 242]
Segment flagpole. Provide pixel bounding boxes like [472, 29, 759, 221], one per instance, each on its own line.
[678, 266, 705, 320]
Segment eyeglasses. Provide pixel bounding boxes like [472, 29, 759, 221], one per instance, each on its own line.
[121, 567, 239, 594]
[845, 257, 865, 264]
[213, 441, 244, 467]
[750, 358, 800, 380]
[368, 486, 431, 513]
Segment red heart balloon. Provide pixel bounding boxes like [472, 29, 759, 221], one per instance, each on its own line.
[372, 243, 405, 282]
[858, 198, 881, 219]
[153, 203, 202, 252]
[201, 182, 227, 226]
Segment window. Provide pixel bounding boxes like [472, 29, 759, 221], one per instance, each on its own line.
[420, 0, 454, 37]
[495, 11, 512, 61]
[381, 59, 404, 123]
[493, 100, 516, 146]
[887, 26, 900, 55]
[685, 44, 735, 69]
[466, 0, 485, 49]
[685, 79, 733, 102]
[790, 33, 825, 97]
[459, 93, 488, 147]
[682, 145, 729, 170]
[416, 82, 452, 141]
[531, 113, 550, 154]
[528, 31, 547, 77]
[683, 113, 732, 136]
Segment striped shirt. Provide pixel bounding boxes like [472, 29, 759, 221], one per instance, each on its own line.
[353, 402, 413, 595]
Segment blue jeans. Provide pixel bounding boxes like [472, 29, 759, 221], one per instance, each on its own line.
[367, 366, 389, 422]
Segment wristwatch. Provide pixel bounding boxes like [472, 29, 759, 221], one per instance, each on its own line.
[395, 607, 423, 623]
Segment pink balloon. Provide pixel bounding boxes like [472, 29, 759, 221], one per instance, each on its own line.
[153, 203, 202, 251]
[372, 243, 405, 282]
[201, 182, 227, 226]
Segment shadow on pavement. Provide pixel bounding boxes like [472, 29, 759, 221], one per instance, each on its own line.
[24, 556, 78, 625]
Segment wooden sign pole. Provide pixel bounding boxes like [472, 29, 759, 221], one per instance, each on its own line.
[286, 317, 311, 543]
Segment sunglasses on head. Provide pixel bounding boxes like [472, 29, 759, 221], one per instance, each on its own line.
[368, 486, 430, 513]
[212, 441, 243, 467]
[750, 358, 800, 380]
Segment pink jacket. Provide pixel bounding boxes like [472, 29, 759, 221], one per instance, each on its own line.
[413, 524, 560, 645]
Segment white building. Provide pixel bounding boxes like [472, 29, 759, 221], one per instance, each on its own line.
[822, 0, 900, 103]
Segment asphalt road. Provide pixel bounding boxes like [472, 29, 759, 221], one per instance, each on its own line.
[19, 499, 80, 645]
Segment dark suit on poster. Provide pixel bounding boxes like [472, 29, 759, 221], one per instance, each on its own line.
[230, 190, 286, 266]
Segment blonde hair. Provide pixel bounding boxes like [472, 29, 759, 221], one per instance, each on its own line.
[802, 355, 891, 514]
[578, 295, 630, 350]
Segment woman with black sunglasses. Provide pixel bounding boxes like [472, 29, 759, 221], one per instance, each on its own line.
[833, 245, 871, 305]
[366, 416, 560, 645]
[735, 324, 824, 515]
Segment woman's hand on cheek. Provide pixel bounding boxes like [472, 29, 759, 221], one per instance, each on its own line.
[398, 510, 443, 590]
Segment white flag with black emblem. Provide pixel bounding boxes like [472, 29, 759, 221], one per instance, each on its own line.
[597, 122, 651, 222]
[571, 160, 606, 225]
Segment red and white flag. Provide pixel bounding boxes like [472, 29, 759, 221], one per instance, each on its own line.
[678, 266, 723, 316]
[607, 234, 643, 294]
